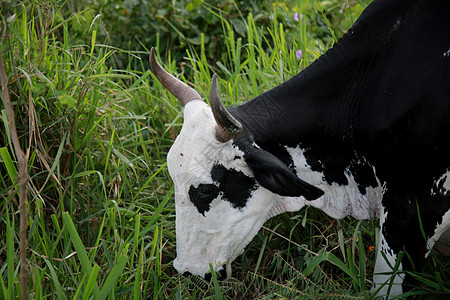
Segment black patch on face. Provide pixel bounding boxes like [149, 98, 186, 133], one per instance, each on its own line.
[211, 164, 257, 210]
[188, 184, 220, 216]
[188, 164, 257, 215]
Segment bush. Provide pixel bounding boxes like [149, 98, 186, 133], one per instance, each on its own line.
[68, 0, 369, 70]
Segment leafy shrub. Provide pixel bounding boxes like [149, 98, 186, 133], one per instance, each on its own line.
[69, 0, 369, 70]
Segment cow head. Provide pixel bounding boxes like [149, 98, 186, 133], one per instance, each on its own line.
[150, 48, 323, 279]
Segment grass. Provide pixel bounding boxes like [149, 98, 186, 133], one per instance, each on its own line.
[1, 0, 449, 299]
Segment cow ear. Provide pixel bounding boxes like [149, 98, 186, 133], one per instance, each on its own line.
[246, 148, 324, 200]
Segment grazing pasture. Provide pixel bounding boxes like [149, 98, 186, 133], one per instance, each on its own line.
[1, 0, 448, 298]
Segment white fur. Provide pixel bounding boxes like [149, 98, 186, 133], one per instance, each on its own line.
[168, 101, 284, 277]
[431, 169, 450, 197]
[285, 146, 382, 220]
[427, 170, 450, 256]
[372, 207, 405, 297]
[444, 47, 450, 58]
[428, 210, 450, 257]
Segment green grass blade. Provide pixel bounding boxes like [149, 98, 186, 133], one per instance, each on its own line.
[357, 231, 366, 291]
[142, 186, 173, 232]
[132, 162, 167, 202]
[209, 264, 223, 300]
[405, 271, 450, 293]
[98, 254, 128, 300]
[134, 241, 144, 300]
[0, 273, 7, 300]
[337, 228, 346, 263]
[303, 252, 358, 284]
[82, 264, 101, 300]
[254, 235, 268, 275]
[62, 212, 100, 297]
[0, 147, 18, 184]
[79, 114, 107, 147]
[38, 131, 67, 194]
[90, 29, 97, 58]
[44, 259, 67, 300]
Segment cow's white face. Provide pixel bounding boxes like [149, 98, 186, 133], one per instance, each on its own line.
[167, 100, 307, 278]
[149, 49, 323, 278]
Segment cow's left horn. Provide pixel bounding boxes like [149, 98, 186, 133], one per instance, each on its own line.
[150, 47, 202, 106]
[210, 74, 243, 142]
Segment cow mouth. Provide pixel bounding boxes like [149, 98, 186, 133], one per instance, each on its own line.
[203, 266, 228, 281]
[177, 262, 231, 281]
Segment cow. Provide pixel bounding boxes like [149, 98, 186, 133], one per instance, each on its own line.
[149, 0, 450, 297]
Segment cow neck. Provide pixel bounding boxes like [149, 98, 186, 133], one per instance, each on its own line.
[230, 0, 410, 152]
[228, 0, 423, 156]
[232, 38, 376, 151]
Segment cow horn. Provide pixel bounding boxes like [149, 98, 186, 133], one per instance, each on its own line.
[149, 47, 202, 106]
[210, 74, 243, 142]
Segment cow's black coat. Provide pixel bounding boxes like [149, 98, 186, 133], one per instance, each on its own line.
[185, 0, 449, 290]
[220, 0, 450, 290]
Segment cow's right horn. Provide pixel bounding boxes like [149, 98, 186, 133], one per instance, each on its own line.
[210, 74, 243, 142]
[149, 47, 202, 106]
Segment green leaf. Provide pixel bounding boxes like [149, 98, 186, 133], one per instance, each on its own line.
[58, 93, 76, 108]
[0, 147, 17, 184]
[186, 3, 196, 11]
[31, 82, 47, 97]
[90, 29, 97, 58]
[187, 35, 204, 45]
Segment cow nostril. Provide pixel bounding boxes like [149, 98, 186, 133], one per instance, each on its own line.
[203, 265, 228, 282]
[182, 271, 192, 277]
[203, 272, 212, 281]
[181, 267, 228, 282]
[218, 267, 228, 280]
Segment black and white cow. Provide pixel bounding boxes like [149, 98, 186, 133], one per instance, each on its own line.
[150, 0, 450, 296]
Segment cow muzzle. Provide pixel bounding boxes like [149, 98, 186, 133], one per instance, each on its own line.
[174, 257, 231, 281]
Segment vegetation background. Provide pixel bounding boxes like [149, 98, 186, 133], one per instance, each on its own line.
[0, 0, 448, 298]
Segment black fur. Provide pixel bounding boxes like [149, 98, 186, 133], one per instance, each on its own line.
[226, 0, 450, 291]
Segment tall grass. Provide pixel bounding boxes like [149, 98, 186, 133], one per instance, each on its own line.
[1, 0, 448, 299]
